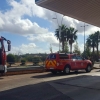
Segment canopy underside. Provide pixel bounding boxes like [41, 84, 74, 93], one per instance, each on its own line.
[36, 0, 100, 27]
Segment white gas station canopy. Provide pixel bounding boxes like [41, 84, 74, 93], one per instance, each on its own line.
[36, 0, 100, 27]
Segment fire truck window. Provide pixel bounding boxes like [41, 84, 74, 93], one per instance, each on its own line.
[72, 55, 77, 59]
[59, 54, 69, 59]
[47, 54, 56, 59]
[77, 56, 82, 60]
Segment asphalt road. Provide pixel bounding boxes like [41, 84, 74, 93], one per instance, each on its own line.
[0, 69, 100, 100]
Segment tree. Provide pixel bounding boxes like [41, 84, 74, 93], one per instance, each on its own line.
[73, 41, 81, 55]
[86, 34, 96, 57]
[55, 24, 68, 52]
[85, 43, 91, 58]
[64, 42, 69, 53]
[21, 59, 26, 65]
[41, 56, 46, 62]
[26, 56, 34, 62]
[67, 27, 78, 53]
[33, 57, 41, 65]
[7, 54, 16, 66]
[14, 55, 20, 62]
[94, 31, 100, 60]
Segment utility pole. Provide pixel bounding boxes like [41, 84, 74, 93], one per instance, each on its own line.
[81, 23, 88, 58]
[53, 13, 65, 53]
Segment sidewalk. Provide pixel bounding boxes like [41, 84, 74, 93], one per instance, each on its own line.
[93, 63, 100, 69]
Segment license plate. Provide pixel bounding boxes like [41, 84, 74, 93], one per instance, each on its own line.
[50, 68, 54, 69]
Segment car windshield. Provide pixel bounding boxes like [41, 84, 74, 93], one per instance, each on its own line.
[47, 54, 56, 59]
[76, 56, 83, 60]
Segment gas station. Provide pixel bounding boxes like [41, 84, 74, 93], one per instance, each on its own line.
[1, 1, 100, 100]
[35, 0, 100, 27]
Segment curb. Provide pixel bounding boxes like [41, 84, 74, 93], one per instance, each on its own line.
[0, 66, 46, 76]
[1, 66, 100, 76]
[5, 69, 46, 76]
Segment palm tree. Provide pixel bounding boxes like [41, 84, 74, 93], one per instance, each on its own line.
[94, 31, 100, 60]
[95, 31, 100, 55]
[55, 24, 67, 52]
[86, 34, 96, 56]
[67, 27, 78, 53]
[85, 43, 91, 58]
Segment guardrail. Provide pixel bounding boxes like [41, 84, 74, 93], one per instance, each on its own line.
[0, 66, 45, 76]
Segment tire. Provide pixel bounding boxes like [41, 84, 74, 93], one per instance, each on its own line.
[63, 66, 70, 74]
[75, 70, 78, 73]
[58, 71, 62, 73]
[85, 65, 92, 72]
[51, 70, 57, 74]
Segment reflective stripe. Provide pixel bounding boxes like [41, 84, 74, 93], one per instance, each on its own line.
[45, 60, 57, 68]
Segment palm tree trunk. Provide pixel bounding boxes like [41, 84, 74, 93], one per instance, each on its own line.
[93, 46, 94, 57]
[62, 41, 64, 52]
[95, 34, 98, 61]
[69, 40, 72, 53]
[70, 43, 72, 53]
[97, 43, 99, 61]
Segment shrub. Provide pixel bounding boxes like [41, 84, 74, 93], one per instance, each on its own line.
[21, 59, 26, 65]
[7, 54, 15, 67]
[33, 57, 41, 65]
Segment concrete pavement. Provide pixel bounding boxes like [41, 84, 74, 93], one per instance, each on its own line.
[48, 75, 100, 100]
[1, 69, 100, 100]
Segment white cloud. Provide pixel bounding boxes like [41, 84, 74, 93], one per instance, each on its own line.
[72, 41, 84, 53]
[9, 43, 37, 54]
[0, 0, 59, 46]
[78, 43, 84, 53]
[0, 0, 100, 54]
[8, 42, 59, 54]
[0, 0, 99, 36]
[0, 17, 4, 28]
[26, 31, 58, 44]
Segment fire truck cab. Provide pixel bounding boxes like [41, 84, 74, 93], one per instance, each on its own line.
[0, 36, 11, 73]
[45, 53, 92, 74]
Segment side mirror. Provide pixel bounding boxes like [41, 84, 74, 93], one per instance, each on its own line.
[7, 40, 11, 44]
[8, 44, 11, 51]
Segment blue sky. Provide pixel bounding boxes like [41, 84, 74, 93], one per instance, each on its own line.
[0, 0, 99, 54]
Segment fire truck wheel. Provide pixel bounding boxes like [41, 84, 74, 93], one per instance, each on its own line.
[85, 65, 91, 72]
[63, 66, 70, 74]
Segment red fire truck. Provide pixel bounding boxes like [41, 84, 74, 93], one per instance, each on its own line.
[0, 36, 11, 73]
[45, 53, 92, 74]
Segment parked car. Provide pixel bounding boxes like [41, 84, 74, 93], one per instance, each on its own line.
[45, 53, 92, 74]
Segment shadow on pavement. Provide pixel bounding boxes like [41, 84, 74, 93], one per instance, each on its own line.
[1, 74, 100, 100]
[0, 80, 73, 100]
[0, 78, 3, 80]
[96, 70, 100, 72]
[31, 71, 86, 79]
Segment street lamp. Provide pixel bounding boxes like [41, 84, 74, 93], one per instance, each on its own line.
[81, 22, 88, 58]
[52, 13, 65, 53]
